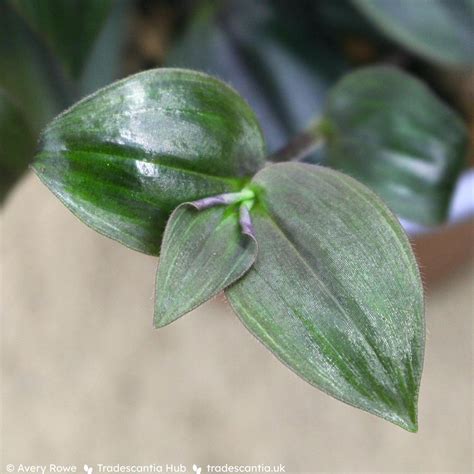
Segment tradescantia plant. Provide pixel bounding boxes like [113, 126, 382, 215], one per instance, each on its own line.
[33, 65, 468, 432]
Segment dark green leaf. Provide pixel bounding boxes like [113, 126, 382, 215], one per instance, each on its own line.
[322, 66, 468, 226]
[0, 89, 36, 203]
[33, 69, 266, 255]
[0, 1, 128, 202]
[352, 0, 474, 66]
[226, 163, 424, 431]
[155, 201, 257, 327]
[8, 0, 115, 78]
[0, 3, 62, 133]
[0, 3, 61, 202]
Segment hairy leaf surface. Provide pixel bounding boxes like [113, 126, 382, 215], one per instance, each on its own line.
[155, 203, 257, 327]
[226, 163, 424, 431]
[33, 69, 266, 255]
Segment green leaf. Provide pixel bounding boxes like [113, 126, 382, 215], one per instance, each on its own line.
[322, 66, 468, 226]
[0, 3, 62, 133]
[226, 163, 424, 431]
[8, 0, 115, 78]
[154, 199, 257, 327]
[0, 1, 128, 202]
[32, 69, 266, 255]
[0, 3, 62, 202]
[352, 0, 474, 66]
[0, 89, 36, 203]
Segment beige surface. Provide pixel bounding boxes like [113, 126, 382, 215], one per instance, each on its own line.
[1, 172, 473, 473]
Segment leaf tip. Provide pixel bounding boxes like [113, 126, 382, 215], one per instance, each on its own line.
[399, 404, 419, 433]
[153, 316, 170, 330]
[397, 416, 419, 433]
[153, 302, 178, 329]
[153, 292, 192, 329]
[382, 393, 420, 433]
[153, 313, 164, 330]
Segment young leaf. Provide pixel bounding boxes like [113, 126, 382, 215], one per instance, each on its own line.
[154, 200, 257, 327]
[7, 0, 115, 78]
[32, 69, 266, 255]
[352, 0, 474, 66]
[226, 163, 424, 431]
[322, 66, 468, 226]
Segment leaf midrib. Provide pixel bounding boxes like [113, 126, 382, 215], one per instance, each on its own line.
[37, 147, 247, 187]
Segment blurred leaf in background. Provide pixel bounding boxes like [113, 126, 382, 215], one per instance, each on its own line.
[0, 90, 36, 201]
[79, 0, 129, 97]
[0, 0, 128, 204]
[321, 66, 468, 226]
[0, 3, 63, 134]
[167, 0, 348, 153]
[352, 0, 474, 67]
[7, 0, 115, 78]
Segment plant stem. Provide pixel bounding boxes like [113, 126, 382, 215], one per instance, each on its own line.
[267, 119, 327, 163]
[189, 188, 255, 210]
[239, 201, 255, 239]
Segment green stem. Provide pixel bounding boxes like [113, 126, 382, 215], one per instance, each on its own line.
[267, 119, 327, 163]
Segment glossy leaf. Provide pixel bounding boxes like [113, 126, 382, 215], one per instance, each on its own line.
[322, 66, 468, 226]
[226, 163, 424, 431]
[8, 0, 115, 77]
[154, 202, 257, 327]
[0, 90, 36, 203]
[352, 0, 474, 66]
[33, 69, 266, 255]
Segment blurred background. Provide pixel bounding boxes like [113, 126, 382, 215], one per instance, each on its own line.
[1, 0, 473, 472]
